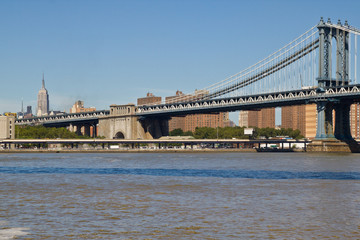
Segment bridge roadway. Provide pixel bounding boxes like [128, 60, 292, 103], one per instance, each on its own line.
[15, 110, 110, 127]
[15, 84, 360, 127]
[136, 84, 360, 117]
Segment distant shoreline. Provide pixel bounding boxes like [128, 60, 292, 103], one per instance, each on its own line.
[0, 148, 266, 154]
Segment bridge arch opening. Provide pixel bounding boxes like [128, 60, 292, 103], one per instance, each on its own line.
[114, 131, 125, 139]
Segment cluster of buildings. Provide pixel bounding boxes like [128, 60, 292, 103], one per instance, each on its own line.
[0, 75, 97, 140]
[16, 75, 96, 119]
[239, 104, 360, 139]
[239, 106, 316, 138]
[137, 91, 235, 133]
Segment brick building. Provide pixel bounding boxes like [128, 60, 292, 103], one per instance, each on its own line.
[137, 93, 162, 106]
[70, 100, 96, 113]
[350, 103, 360, 139]
[281, 104, 317, 139]
[164, 91, 230, 132]
[239, 108, 275, 128]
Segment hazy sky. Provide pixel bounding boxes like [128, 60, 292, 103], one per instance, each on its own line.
[1, 0, 360, 123]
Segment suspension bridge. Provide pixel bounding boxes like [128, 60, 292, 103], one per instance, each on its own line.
[15, 18, 360, 151]
[136, 18, 360, 142]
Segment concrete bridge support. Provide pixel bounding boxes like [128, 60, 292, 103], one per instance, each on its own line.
[75, 125, 82, 136]
[69, 124, 74, 132]
[97, 104, 169, 140]
[139, 117, 169, 139]
[309, 100, 359, 152]
[314, 100, 335, 139]
[67, 123, 97, 137]
[334, 101, 352, 140]
[84, 124, 91, 137]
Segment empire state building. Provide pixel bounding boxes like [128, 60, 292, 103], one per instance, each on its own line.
[37, 74, 49, 116]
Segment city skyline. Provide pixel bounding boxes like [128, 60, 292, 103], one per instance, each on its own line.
[1, 0, 360, 123]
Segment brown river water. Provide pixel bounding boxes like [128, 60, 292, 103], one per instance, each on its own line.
[0, 152, 360, 239]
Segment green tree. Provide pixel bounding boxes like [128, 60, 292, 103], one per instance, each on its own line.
[183, 131, 193, 136]
[194, 127, 216, 139]
[169, 128, 184, 136]
[15, 125, 91, 139]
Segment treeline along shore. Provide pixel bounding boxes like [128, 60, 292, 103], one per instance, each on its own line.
[0, 126, 309, 152]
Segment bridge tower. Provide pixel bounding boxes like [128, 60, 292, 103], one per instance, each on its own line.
[315, 17, 352, 141]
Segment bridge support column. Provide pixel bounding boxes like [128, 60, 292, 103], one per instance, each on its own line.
[91, 124, 97, 138]
[84, 124, 91, 137]
[139, 117, 170, 139]
[308, 99, 351, 152]
[75, 125, 82, 136]
[314, 100, 335, 140]
[308, 100, 360, 152]
[334, 101, 352, 140]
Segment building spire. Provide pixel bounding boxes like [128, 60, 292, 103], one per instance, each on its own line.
[42, 73, 45, 89]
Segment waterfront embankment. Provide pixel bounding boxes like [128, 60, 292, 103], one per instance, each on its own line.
[0, 148, 261, 154]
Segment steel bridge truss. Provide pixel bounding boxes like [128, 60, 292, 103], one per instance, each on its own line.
[137, 84, 360, 117]
[16, 110, 110, 126]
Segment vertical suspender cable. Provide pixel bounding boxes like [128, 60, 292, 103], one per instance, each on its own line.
[355, 34, 357, 83]
[350, 33, 352, 83]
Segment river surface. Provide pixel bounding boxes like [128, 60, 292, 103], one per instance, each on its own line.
[1, 152, 360, 239]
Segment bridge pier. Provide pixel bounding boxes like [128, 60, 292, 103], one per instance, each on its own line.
[334, 101, 352, 140]
[314, 100, 335, 139]
[92, 124, 97, 138]
[84, 124, 91, 137]
[98, 104, 169, 140]
[75, 125, 82, 136]
[308, 100, 360, 152]
[139, 117, 169, 139]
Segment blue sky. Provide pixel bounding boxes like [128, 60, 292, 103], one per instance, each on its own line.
[1, 0, 360, 124]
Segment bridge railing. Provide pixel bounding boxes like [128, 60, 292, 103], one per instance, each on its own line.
[16, 110, 110, 125]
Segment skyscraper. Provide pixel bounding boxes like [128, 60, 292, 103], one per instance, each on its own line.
[37, 74, 49, 116]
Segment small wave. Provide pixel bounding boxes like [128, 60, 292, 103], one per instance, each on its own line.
[0, 167, 360, 180]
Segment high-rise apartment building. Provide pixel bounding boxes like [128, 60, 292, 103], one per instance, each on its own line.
[239, 108, 275, 128]
[281, 104, 317, 139]
[37, 74, 49, 116]
[350, 103, 360, 139]
[137, 93, 162, 106]
[70, 100, 96, 113]
[164, 91, 229, 132]
[180, 112, 229, 132]
[239, 111, 249, 127]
